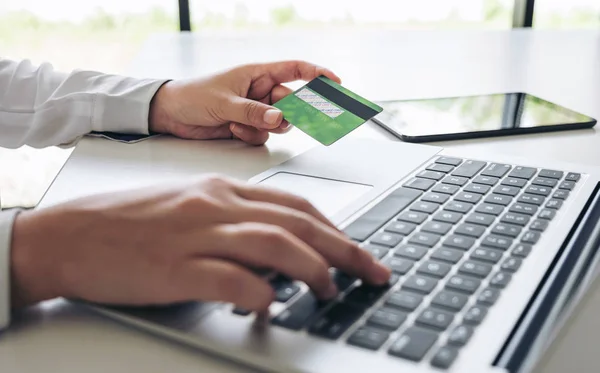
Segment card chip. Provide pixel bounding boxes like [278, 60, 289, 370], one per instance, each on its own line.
[295, 88, 344, 118]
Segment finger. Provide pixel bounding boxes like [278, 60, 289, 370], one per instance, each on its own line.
[268, 121, 291, 134]
[203, 223, 337, 300]
[264, 60, 342, 85]
[235, 202, 390, 286]
[227, 97, 283, 130]
[234, 183, 337, 230]
[230, 123, 269, 145]
[179, 258, 274, 311]
[270, 84, 293, 104]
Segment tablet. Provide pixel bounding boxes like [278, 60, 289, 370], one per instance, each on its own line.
[372, 93, 597, 142]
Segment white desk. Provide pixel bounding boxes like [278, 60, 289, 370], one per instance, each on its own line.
[2, 29, 600, 373]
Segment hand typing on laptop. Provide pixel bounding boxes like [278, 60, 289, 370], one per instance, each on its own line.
[0, 57, 388, 325]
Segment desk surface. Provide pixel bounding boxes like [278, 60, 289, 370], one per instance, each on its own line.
[2, 29, 600, 373]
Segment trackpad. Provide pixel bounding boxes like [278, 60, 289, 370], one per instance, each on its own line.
[258, 172, 372, 219]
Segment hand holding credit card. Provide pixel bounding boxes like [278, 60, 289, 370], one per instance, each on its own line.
[273, 76, 383, 145]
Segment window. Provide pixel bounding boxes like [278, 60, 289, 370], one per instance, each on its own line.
[533, 0, 600, 29]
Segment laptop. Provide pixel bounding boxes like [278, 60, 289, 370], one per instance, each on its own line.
[85, 137, 600, 373]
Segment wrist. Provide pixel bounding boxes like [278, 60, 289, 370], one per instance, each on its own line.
[148, 81, 177, 134]
[10, 210, 62, 307]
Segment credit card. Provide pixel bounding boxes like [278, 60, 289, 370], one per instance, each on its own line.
[273, 76, 383, 146]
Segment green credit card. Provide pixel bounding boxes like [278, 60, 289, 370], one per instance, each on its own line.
[273, 76, 383, 146]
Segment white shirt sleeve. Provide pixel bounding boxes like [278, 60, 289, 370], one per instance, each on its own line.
[0, 58, 169, 330]
[0, 58, 168, 149]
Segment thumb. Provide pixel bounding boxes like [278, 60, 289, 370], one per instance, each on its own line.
[228, 97, 283, 130]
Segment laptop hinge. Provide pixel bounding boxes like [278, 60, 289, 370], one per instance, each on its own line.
[493, 181, 600, 372]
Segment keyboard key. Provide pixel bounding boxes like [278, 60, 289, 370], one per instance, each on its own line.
[274, 282, 301, 302]
[501, 212, 530, 226]
[422, 192, 450, 204]
[553, 190, 570, 200]
[443, 175, 469, 186]
[370, 232, 403, 247]
[431, 346, 459, 369]
[384, 221, 417, 235]
[481, 163, 511, 178]
[404, 177, 436, 191]
[444, 235, 475, 251]
[433, 211, 463, 224]
[417, 260, 451, 279]
[565, 172, 581, 182]
[431, 290, 468, 311]
[512, 243, 533, 258]
[454, 192, 482, 204]
[491, 223, 522, 238]
[485, 194, 513, 206]
[459, 260, 493, 278]
[525, 185, 552, 196]
[463, 305, 488, 325]
[502, 177, 527, 188]
[501, 257, 523, 273]
[432, 183, 460, 195]
[482, 234, 513, 250]
[521, 231, 541, 244]
[363, 243, 389, 260]
[331, 271, 357, 292]
[388, 327, 438, 361]
[509, 166, 537, 180]
[422, 221, 452, 235]
[386, 291, 423, 311]
[518, 194, 545, 206]
[436, 157, 462, 166]
[446, 275, 481, 294]
[454, 223, 486, 238]
[427, 163, 454, 173]
[410, 201, 440, 214]
[416, 307, 454, 330]
[394, 244, 429, 261]
[473, 175, 499, 186]
[308, 302, 364, 339]
[494, 185, 520, 197]
[466, 213, 495, 227]
[408, 232, 442, 248]
[345, 284, 389, 309]
[539, 209, 556, 220]
[530, 219, 549, 232]
[532, 177, 558, 188]
[343, 187, 421, 241]
[445, 201, 474, 213]
[470, 247, 504, 264]
[397, 211, 428, 224]
[431, 247, 464, 264]
[546, 199, 563, 210]
[490, 272, 512, 288]
[463, 183, 491, 194]
[232, 307, 251, 316]
[477, 287, 500, 306]
[384, 257, 415, 275]
[539, 169, 564, 179]
[368, 307, 408, 331]
[417, 170, 445, 181]
[510, 203, 538, 216]
[348, 327, 390, 351]
[476, 203, 505, 216]
[452, 160, 486, 178]
[402, 275, 438, 294]
[559, 181, 575, 190]
[448, 325, 474, 346]
[272, 292, 327, 330]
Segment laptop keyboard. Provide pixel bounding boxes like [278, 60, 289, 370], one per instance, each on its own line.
[233, 156, 581, 369]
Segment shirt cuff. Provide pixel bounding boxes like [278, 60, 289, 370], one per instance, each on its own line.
[92, 78, 169, 136]
[0, 209, 21, 331]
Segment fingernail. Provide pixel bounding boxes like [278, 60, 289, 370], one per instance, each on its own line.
[279, 121, 291, 130]
[325, 282, 338, 299]
[263, 109, 282, 126]
[231, 123, 244, 134]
